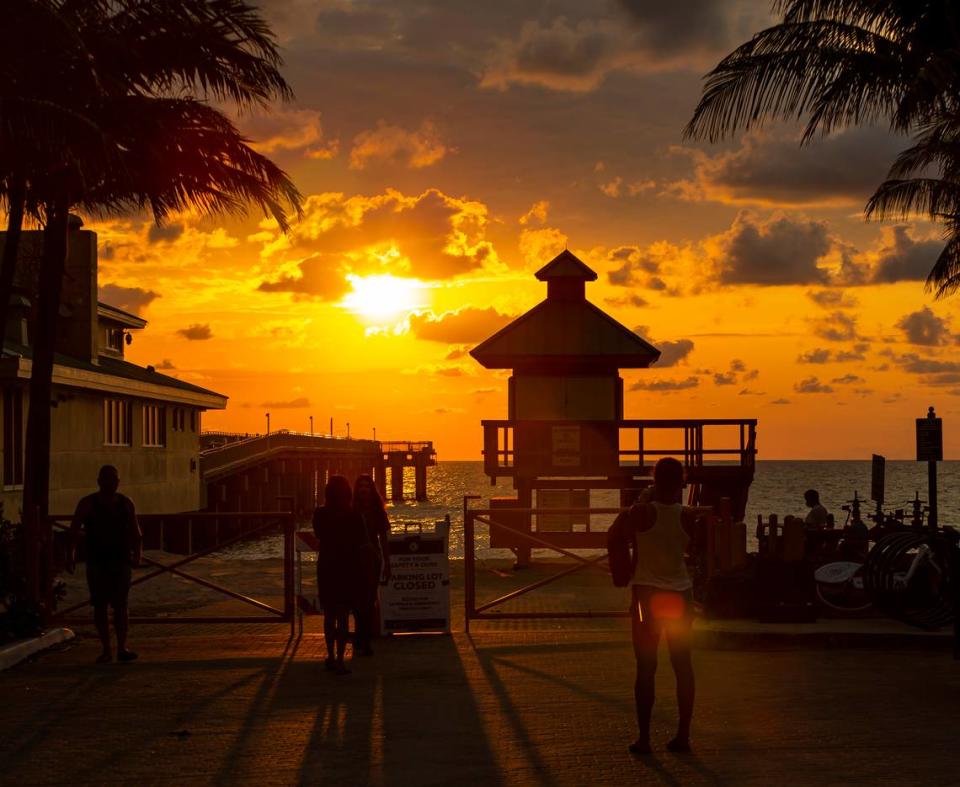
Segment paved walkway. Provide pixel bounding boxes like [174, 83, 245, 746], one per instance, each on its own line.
[1, 622, 958, 786]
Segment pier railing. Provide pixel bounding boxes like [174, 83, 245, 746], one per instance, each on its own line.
[380, 441, 435, 455]
[201, 430, 380, 480]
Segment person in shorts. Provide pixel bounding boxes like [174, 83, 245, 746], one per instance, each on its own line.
[70, 465, 142, 664]
[628, 457, 697, 755]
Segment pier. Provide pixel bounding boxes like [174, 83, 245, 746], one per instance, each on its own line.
[380, 441, 438, 502]
[199, 431, 437, 518]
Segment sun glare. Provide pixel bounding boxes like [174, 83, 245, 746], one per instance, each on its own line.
[341, 274, 426, 322]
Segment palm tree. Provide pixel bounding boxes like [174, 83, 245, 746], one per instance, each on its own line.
[1, 0, 293, 334]
[1, 0, 302, 521]
[22, 97, 301, 523]
[685, 0, 960, 294]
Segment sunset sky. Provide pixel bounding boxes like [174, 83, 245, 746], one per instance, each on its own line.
[89, 0, 958, 460]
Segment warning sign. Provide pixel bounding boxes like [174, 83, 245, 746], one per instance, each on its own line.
[551, 425, 581, 467]
[380, 518, 450, 634]
[916, 415, 943, 462]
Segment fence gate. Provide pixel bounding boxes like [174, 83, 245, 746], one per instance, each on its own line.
[48, 511, 297, 633]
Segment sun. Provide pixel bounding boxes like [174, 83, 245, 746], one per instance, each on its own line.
[341, 274, 427, 322]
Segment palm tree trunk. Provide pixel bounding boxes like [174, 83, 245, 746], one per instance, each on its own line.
[0, 178, 27, 346]
[22, 196, 68, 522]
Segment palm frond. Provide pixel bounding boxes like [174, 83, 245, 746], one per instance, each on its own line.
[926, 229, 960, 298]
[684, 20, 904, 142]
[89, 0, 293, 107]
[88, 96, 302, 230]
[865, 177, 960, 221]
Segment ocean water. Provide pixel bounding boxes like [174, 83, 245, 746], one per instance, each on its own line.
[223, 460, 960, 560]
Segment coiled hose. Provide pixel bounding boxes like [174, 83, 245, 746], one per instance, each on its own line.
[863, 531, 955, 629]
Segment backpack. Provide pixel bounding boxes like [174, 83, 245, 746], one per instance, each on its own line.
[607, 509, 637, 587]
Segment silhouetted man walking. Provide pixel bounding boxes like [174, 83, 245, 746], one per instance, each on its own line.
[70, 465, 142, 663]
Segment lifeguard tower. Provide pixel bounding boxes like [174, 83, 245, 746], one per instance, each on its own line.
[470, 250, 757, 568]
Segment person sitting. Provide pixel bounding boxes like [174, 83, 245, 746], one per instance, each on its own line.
[803, 490, 830, 528]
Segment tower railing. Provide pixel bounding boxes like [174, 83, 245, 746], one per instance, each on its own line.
[481, 418, 757, 479]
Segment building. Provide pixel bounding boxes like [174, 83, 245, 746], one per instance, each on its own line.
[0, 218, 226, 517]
[470, 250, 757, 566]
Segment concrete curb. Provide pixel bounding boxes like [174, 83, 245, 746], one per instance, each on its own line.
[0, 628, 76, 671]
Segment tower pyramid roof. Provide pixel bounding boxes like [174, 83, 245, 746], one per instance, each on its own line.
[471, 250, 659, 370]
[534, 250, 598, 281]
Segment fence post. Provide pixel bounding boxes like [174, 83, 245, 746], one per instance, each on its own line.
[464, 510, 475, 633]
[41, 509, 54, 620]
[24, 506, 40, 619]
[284, 514, 295, 637]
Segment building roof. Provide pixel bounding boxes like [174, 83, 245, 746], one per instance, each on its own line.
[471, 299, 660, 369]
[471, 251, 660, 370]
[92, 354, 224, 399]
[0, 342, 227, 408]
[98, 302, 147, 329]
[535, 250, 598, 281]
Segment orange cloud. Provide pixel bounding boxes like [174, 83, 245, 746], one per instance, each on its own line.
[668, 128, 904, 208]
[519, 200, 550, 225]
[255, 188, 501, 297]
[241, 108, 340, 160]
[349, 121, 447, 169]
[409, 307, 515, 343]
[518, 226, 567, 269]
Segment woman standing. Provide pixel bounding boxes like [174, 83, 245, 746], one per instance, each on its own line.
[628, 457, 697, 755]
[313, 475, 366, 674]
[353, 474, 391, 656]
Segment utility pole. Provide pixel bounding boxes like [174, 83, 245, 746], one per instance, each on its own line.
[373, 426, 377, 441]
[309, 415, 314, 436]
[329, 417, 333, 436]
[347, 422, 351, 439]
[265, 412, 271, 435]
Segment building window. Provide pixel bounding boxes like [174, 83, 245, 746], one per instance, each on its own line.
[172, 408, 187, 432]
[103, 398, 132, 446]
[143, 404, 166, 447]
[3, 389, 24, 487]
[105, 328, 124, 353]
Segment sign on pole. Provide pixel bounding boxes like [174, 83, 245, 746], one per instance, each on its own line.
[870, 454, 885, 505]
[380, 517, 450, 634]
[916, 410, 943, 462]
[917, 406, 942, 531]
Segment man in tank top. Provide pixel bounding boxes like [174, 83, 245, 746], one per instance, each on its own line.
[70, 465, 142, 664]
[627, 457, 696, 755]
